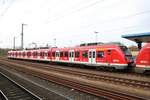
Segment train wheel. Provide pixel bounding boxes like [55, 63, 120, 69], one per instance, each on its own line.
[109, 67, 116, 72]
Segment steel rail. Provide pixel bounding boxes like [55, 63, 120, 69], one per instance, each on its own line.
[0, 61, 147, 100]
[0, 72, 42, 100]
[3, 58, 150, 90]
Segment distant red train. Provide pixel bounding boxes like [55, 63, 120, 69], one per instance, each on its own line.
[135, 43, 150, 73]
[8, 43, 134, 71]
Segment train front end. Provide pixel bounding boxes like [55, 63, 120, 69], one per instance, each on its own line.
[119, 46, 134, 70]
[135, 43, 150, 73]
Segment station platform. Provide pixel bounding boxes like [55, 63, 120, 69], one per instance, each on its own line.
[122, 32, 150, 50]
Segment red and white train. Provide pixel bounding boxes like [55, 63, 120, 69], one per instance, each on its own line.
[8, 43, 134, 71]
[135, 43, 150, 73]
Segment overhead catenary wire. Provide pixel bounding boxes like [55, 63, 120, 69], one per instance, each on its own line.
[46, 0, 106, 23]
[0, 0, 15, 18]
[45, 0, 150, 28]
[67, 9, 150, 32]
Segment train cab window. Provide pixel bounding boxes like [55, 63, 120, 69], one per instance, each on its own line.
[75, 52, 80, 58]
[97, 51, 104, 58]
[107, 50, 111, 55]
[64, 52, 68, 57]
[60, 52, 63, 57]
[82, 51, 88, 58]
[120, 46, 132, 55]
[52, 52, 55, 57]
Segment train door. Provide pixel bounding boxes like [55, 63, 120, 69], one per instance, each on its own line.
[69, 50, 74, 62]
[107, 49, 112, 65]
[56, 51, 59, 61]
[37, 51, 40, 59]
[44, 51, 47, 59]
[88, 49, 96, 63]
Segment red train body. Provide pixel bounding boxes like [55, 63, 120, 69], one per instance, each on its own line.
[8, 44, 134, 70]
[135, 43, 150, 73]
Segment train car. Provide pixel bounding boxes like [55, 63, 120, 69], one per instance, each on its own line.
[135, 43, 150, 73]
[77, 44, 133, 70]
[7, 51, 12, 58]
[7, 43, 134, 71]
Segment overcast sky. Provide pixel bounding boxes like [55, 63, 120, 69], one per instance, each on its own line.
[0, 0, 150, 48]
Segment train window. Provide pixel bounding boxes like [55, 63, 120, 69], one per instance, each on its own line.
[40, 52, 44, 56]
[97, 51, 104, 58]
[35, 52, 37, 56]
[72, 52, 74, 57]
[31, 52, 33, 56]
[75, 52, 80, 58]
[44, 52, 47, 57]
[37, 52, 40, 56]
[29, 52, 31, 56]
[107, 50, 111, 55]
[89, 52, 91, 58]
[33, 52, 35, 56]
[34, 52, 38, 56]
[16, 52, 18, 56]
[56, 52, 59, 57]
[93, 51, 95, 58]
[64, 52, 68, 57]
[19, 52, 21, 56]
[48, 52, 51, 57]
[82, 51, 88, 58]
[120, 46, 132, 55]
[52, 52, 55, 57]
[60, 52, 63, 57]
[23, 52, 25, 56]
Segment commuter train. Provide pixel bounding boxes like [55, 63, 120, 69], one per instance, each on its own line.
[135, 43, 150, 73]
[7, 43, 134, 71]
[7, 43, 150, 73]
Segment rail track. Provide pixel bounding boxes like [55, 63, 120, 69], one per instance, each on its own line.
[0, 72, 42, 100]
[0, 58, 148, 99]
[3, 58, 150, 90]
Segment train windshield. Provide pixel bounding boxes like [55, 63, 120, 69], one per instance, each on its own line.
[120, 46, 131, 55]
[120, 46, 133, 60]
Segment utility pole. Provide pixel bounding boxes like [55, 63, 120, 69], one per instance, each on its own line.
[94, 31, 98, 43]
[54, 38, 56, 47]
[21, 23, 27, 50]
[13, 37, 15, 50]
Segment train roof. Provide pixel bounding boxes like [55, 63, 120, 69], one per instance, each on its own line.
[9, 43, 124, 52]
[122, 32, 150, 43]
